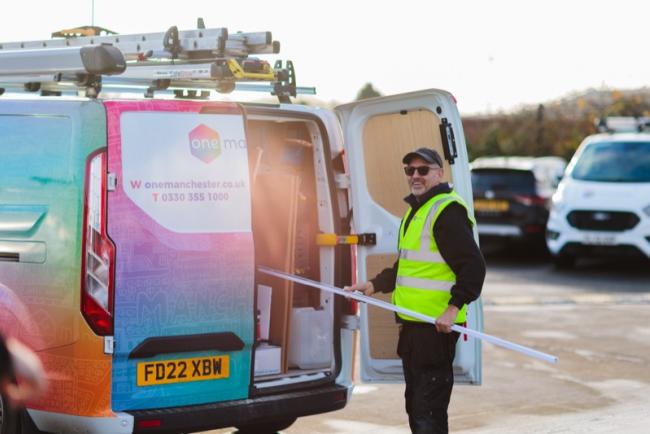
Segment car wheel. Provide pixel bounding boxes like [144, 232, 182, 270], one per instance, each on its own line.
[553, 254, 576, 269]
[0, 393, 18, 434]
[235, 417, 297, 434]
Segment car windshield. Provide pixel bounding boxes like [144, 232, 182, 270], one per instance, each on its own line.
[471, 169, 536, 194]
[571, 141, 650, 182]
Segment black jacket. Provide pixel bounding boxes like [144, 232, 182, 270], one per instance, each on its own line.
[370, 183, 485, 312]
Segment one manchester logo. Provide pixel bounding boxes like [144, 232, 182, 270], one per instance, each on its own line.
[189, 124, 221, 163]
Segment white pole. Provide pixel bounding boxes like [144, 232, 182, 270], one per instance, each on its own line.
[91, 0, 95, 27]
[258, 266, 559, 365]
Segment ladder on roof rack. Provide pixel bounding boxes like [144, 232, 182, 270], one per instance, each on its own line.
[0, 24, 315, 101]
[0, 26, 275, 59]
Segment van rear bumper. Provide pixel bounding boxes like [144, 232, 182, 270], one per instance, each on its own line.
[130, 383, 350, 433]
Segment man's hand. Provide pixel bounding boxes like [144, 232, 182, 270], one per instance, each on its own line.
[436, 305, 459, 334]
[343, 281, 375, 297]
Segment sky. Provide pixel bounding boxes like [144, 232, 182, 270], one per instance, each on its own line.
[2, 0, 649, 114]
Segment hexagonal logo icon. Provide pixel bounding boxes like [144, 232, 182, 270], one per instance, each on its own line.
[189, 124, 221, 163]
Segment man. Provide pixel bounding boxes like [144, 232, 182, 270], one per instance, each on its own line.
[345, 147, 485, 434]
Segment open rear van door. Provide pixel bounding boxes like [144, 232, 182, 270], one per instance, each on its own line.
[335, 89, 483, 384]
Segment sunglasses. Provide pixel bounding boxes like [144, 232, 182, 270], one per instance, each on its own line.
[404, 165, 440, 176]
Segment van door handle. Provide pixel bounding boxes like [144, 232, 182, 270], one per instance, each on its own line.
[128, 332, 245, 359]
[0, 205, 47, 234]
[0, 241, 46, 263]
[0, 251, 19, 262]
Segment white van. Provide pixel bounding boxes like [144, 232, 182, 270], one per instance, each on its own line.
[546, 130, 650, 267]
[0, 27, 483, 433]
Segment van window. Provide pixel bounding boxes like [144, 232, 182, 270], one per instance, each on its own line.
[0, 115, 72, 183]
[471, 169, 536, 194]
[571, 141, 650, 183]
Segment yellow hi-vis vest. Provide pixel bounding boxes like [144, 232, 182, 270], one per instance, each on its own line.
[392, 191, 475, 323]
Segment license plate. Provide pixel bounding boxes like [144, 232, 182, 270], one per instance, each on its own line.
[137, 355, 230, 387]
[474, 199, 509, 212]
[583, 234, 617, 246]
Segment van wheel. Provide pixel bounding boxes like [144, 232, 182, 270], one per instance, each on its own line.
[235, 417, 297, 434]
[553, 254, 576, 269]
[0, 394, 18, 434]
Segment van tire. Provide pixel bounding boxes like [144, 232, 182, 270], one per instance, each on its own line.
[0, 394, 18, 434]
[553, 254, 576, 269]
[235, 417, 297, 434]
[18, 411, 45, 434]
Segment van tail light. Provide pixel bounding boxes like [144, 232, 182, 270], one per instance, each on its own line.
[513, 195, 546, 207]
[81, 150, 115, 336]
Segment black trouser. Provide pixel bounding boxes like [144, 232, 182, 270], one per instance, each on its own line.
[397, 322, 460, 434]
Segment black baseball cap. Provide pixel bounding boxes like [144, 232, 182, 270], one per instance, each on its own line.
[402, 148, 444, 167]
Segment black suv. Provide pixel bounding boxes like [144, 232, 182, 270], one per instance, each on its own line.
[471, 157, 566, 246]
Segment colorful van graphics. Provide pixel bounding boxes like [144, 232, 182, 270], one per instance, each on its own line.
[106, 101, 254, 410]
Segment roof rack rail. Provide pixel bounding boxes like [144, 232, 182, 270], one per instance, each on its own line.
[596, 116, 650, 133]
[0, 24, 315, 102]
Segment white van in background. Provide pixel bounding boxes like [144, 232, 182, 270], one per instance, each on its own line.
[546, 124, 650, 268]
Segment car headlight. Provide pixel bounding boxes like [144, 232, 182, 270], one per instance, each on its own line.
[644, 204, 650, 218]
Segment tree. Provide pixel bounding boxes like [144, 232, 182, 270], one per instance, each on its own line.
[462, 87, 650, 160]
[355, 83, 382, 101]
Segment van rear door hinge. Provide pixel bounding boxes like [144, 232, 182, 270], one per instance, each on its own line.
[104, 336, 114, 354]
[316, 233, 376, 246]
[439, 117, 458, 164]
[107, 173, 117, 191]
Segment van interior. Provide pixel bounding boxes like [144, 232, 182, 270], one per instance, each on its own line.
[246, 114, 337, 389]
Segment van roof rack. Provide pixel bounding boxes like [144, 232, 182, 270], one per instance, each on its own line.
[0, 23, 315, 102]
